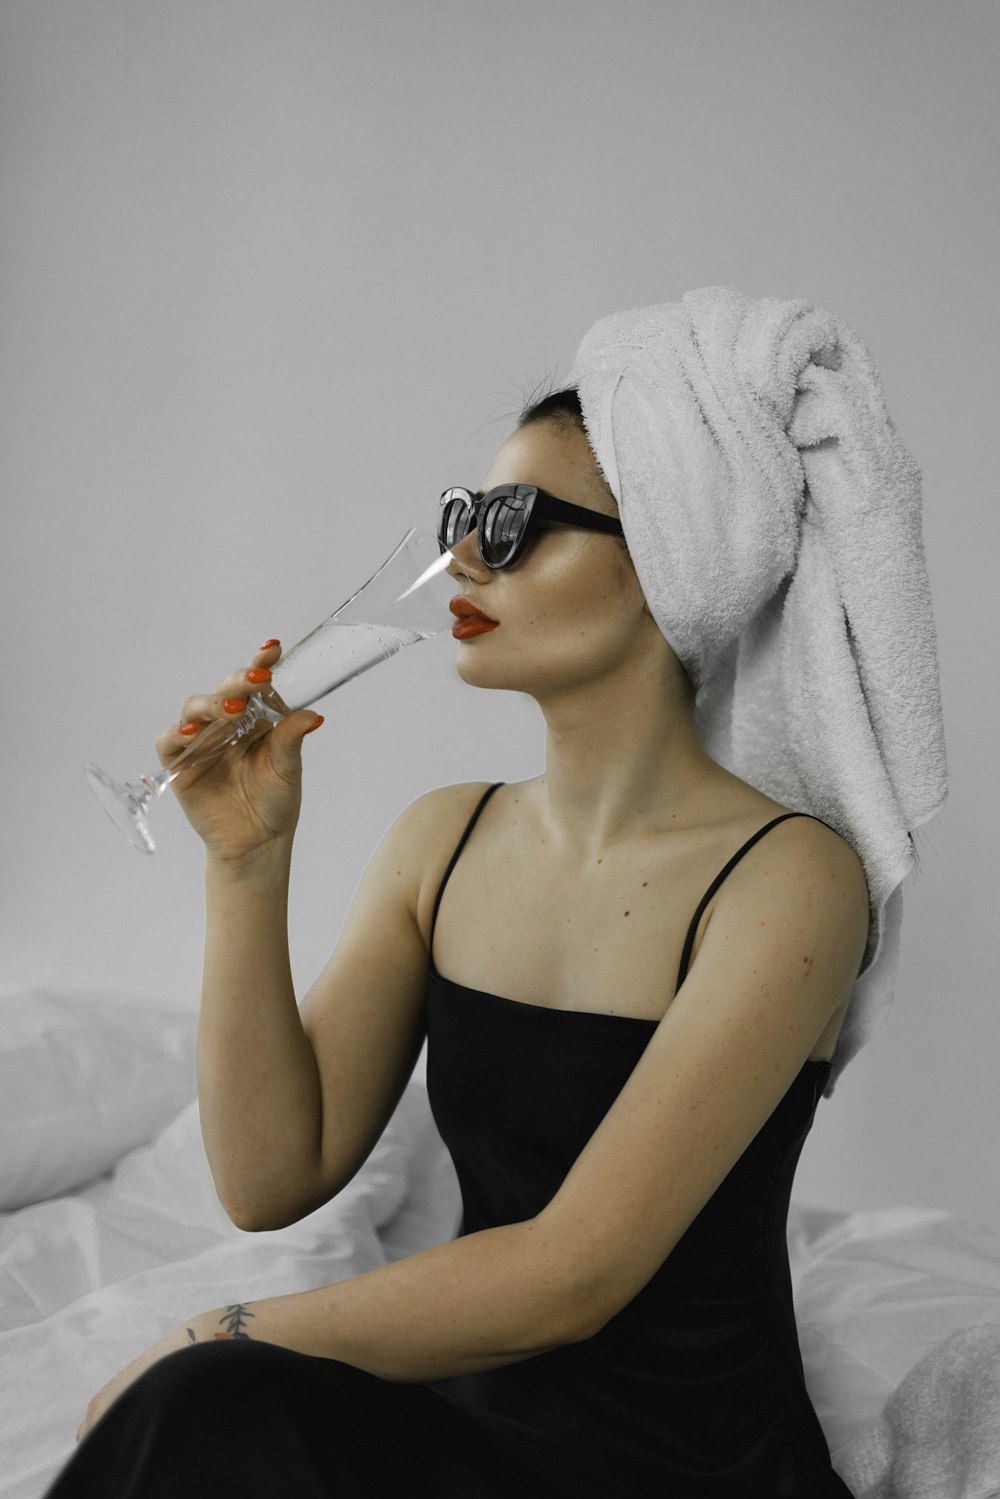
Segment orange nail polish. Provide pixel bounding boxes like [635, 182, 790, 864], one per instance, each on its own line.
[179, 722, 199, 736]
[260, 639, 280, 650]
[223, 698, 247, 714]
[247, 668, 272, 684]
[303, 715, 325, 735]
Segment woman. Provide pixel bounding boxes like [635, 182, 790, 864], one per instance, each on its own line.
[49, 289, 946, 1497]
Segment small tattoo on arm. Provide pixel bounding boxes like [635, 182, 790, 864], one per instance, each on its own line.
[216, 1303, 256, 1340]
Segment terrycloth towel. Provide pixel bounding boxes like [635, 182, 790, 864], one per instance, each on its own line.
[839, 1326, 1000, 1498]
[568, 287, 948, 1092]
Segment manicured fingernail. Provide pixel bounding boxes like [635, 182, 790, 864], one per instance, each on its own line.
[179, 722, 199, 736]
[303, 715, 325, 735]
[223, 698, 247, 714]
[260, 639, 280, 650]
[247, 668, 272, 684]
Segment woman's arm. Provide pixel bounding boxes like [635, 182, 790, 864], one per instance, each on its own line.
[199, 781, 494, 1232]
[160, 639, 482, 1232]
[196, 848, 325, 1231]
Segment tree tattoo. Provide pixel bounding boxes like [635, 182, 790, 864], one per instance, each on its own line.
[185, 1304, 256, 1344]
[216, 1304, 256, 1340]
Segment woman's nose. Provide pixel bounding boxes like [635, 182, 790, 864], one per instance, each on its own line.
[445, 530, 489, 581]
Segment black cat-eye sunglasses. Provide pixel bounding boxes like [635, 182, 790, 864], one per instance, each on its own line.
[438, 483, 625, 571]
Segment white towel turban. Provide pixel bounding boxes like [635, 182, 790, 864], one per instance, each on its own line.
[568, 286, 948, 1092]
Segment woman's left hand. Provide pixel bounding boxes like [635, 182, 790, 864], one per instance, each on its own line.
[76, 1312, 221, 1443]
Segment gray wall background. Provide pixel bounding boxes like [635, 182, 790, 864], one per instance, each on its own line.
[2, 1, 997, 1228]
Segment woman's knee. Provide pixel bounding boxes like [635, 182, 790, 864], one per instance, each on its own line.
[120, 1337, 292, 1425]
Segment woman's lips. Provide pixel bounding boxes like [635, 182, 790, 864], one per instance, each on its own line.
[449, 596, 499, 639]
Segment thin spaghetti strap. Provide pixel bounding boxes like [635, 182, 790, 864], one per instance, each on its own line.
[674, 813, 836, 995]
[428, 783, 505, 967]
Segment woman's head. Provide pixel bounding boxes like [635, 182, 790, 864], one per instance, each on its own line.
[444, 395, 692, 708]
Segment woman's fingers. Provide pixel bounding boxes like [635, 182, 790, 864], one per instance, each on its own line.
[182, 644, 284, 722]
[208, 665, 274, 703]
[179, 642, 282, 714]
[155, 641, 285, 766]
[245, 639, 282, 676]
[154, 712, 235, 761]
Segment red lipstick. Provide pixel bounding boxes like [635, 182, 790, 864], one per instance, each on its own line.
[449, 596, 499, 639]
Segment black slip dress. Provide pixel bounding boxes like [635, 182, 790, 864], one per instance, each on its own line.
[424, 783, 854, 1497]
[46, 783, 854, 1499]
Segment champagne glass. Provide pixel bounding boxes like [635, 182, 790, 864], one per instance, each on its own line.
[86, 527, 456, 854]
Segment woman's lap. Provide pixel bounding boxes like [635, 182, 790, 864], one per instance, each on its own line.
[43, 1339, 581, 1499]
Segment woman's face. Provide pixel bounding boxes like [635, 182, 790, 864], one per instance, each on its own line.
[445, 420, 658, 700]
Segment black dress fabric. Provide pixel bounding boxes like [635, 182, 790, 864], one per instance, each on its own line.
[424, 784, 853, 1497]
[46, 784, 854, 1498]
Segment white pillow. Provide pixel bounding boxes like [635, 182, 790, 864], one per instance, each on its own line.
[0, 989, 197, 1210]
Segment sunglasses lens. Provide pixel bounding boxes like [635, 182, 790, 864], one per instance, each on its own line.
[439, 492, 474, 549]
[481, 495, 526, 567]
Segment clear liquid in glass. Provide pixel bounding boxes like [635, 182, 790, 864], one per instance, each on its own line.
[271, 620, 427, 711]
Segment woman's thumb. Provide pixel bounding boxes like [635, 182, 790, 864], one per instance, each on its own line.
[270, 710, 325, 761]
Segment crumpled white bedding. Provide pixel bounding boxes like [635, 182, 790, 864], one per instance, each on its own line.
[790, 1206, 1000, 1493]
[3, 1067, 1000, 1499]
[0, 1079, 462, 1499]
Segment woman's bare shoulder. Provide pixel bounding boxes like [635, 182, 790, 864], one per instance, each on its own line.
[388, 777, 503, 856]
[703, 783, 871, 940]
[703, 775, 863, 857]
[749, 789, 867, 881]
[399, 779, 503, 837]
[386, 781, 511, 943]
[688, 777, 870, 923]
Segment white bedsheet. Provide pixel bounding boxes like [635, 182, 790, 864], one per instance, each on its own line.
[792, 1206, 1000, 1455]
[0, 1080, 461, 1499]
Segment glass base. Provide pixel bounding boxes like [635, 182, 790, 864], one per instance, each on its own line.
[85, 764, 156, 854]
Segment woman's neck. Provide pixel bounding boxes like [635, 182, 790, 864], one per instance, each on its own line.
[533, 666, 724, 857]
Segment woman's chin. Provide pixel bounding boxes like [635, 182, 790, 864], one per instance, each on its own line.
[454, 653, 506, 689]
[452, 642, 527, 693]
